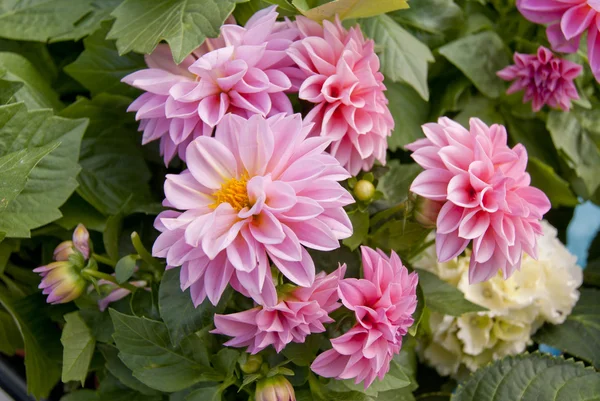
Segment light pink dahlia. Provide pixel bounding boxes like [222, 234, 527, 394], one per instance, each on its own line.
[123, 7, 301, 165]
[311, 247, 418, 389]
[211, 265, 345, 353]
[287, 16, 394, 176]
[497, 46, 582, 112]
[152, 113, 354, 307]
[517, 0, 600, 82]
[406, 117, 551, 283]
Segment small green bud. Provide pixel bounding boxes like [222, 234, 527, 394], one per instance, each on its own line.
[240, 354, 263, 374]
[354, 179, 376, 201]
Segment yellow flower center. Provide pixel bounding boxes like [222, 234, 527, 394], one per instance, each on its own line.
[210, 174, 250, 211]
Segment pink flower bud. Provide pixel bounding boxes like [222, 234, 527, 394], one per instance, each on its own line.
[53, 240, 75, 261]
[72, 224, 90, 259]
[414, 196, 443, 229]
[33, 261, 86, 304]
[255, 376, 295, 401]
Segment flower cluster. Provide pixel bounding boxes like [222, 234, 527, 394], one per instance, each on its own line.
[497, 46, 582, 111]
[517, 0, 600, 82]
[414, 221, 582, 376]
[311, 247, 418, 388]
[407, 117, 551, 283]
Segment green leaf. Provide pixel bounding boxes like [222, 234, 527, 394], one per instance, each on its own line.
[439, 31, 509, 99]
[385, 80, 429, 151]
[56, 194, 108, 232]
[115, 255, 138, 284]
[0, 0, 92, 42]
[0, 309, 23, 355]
[159, 268, 230, 346]
[454, 95, 504, 127]
[98, 343, 161, 395]
[527, 157, 578, 208]
[0, 293, 62, 399]
[297, 0, 408, 22]
[452, 353, 600, 401]
[0, 143, 58, 213]
[360, 15, 433, 100]
[110, 309, 211, 392]
[96, 372, 163, 401]
[343, 209, 369, 251]
[0, 52, 63, 110]
[408, 282, 425, 336]
[377, 160, 422, 205]
[103, 213, 123, 261]
[61, 311, 96, 385]
[107, 0, 239, 64]
[416, 269, 487, 316]
[51, 0, 123, 42]
[584, 259, 600, 287]
[60, 390, 100, 401]
[211, 348, 240, 379]
[186, 385, 222, 401]
[0, 103, 88, 238]
[547, 110, 600, 198]
[0, 74, 22, 104]
[369, 220, 430, 257]
[533, 288, 600, 369]
[59, 94, 152, 216]
[65, 23, 145, 98]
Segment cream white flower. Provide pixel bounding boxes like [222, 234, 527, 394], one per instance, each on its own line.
[418, 220, 582, 376]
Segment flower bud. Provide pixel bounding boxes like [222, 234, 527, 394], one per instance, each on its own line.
[414, 196, 443, 229]
[53, 240, 75, 261]
[72, 224, 90, 259]
[240, 354, 263, 374]
[255, 375, 296, 401]
[33, 261, 86, 304]
[354, 180, 376, 201]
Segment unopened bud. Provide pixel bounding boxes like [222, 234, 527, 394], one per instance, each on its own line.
[54, 240, 75, 261]
[354, 180, 375, 201]
[240, 354, 263, 374]
[256, 376, 295, 401]
[73, 224, 90, 259]
[414, 196, 443, 229]
[33, 261, 86, 304]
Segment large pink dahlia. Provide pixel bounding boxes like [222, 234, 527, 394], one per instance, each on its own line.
[212, 265, 345, 353]
[497, 46, 582, 112]
[287, 16, 394, 176]
[123, 7, 301, 165]
[517, 0, 600, 82]
[406, 117, 551, 283]
[311, 247, 418, 389]
[152, 113, 354, 307]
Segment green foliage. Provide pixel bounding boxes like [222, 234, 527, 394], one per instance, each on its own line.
[59, 94, 152, 216]
[107, 0, 242, 64]
[51, 0, 123, 42]
[115, 254, 138, 283]
[0, 309, 23, 355]
[416, 269, 487, 316]
[385, 80, 429, 150]
[0, 102, 87, 238]
[61, 311, 96, 385]
[99, 343, 162, 395]
[343, 209, 369, 250]
[452, 353, 600, 401]
[439, 31, 509, 99]
[534, 288, 600, 369]
[361, 15, 433, 100]
[295, 0, 409, 22]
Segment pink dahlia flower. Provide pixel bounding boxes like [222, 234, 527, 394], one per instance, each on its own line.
[311, 247, 418, 388]
[406, 117, 551, 283]
[212, 265, 346, 353]
[287, 16, 394, 176]
[497, 46, 582, 112]
[123, 7, 301, 165]
[517, 0, 600, 81]
[152, 113, 354, 307]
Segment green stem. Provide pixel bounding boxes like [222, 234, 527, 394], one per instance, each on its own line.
[131, 232, 164, 274]
[92, 253, 116, 268]
[82, 269, 138, 293]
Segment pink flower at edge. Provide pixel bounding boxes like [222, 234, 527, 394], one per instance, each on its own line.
[211, 265, 346, 354]
[497, 46, 582, 112]
[152, 113, 354, 307]
[122, 6, 302, 165]
[406, 117, 551, 283]
[287, 16, 394, 176]
[517, 0, 600, 82]
[311, 247, 418, 389]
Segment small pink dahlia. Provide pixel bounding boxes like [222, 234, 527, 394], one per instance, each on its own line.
[517, 0, 600, 82]
[311, 247, 418, 389]
[212, 265, 345, 354]
[406, 117, 551, 283]
[497, 46, 582, 112]
[152, 113, 354, 307]
[287, 16, 394, 176]
[123, 7, 301, 165]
